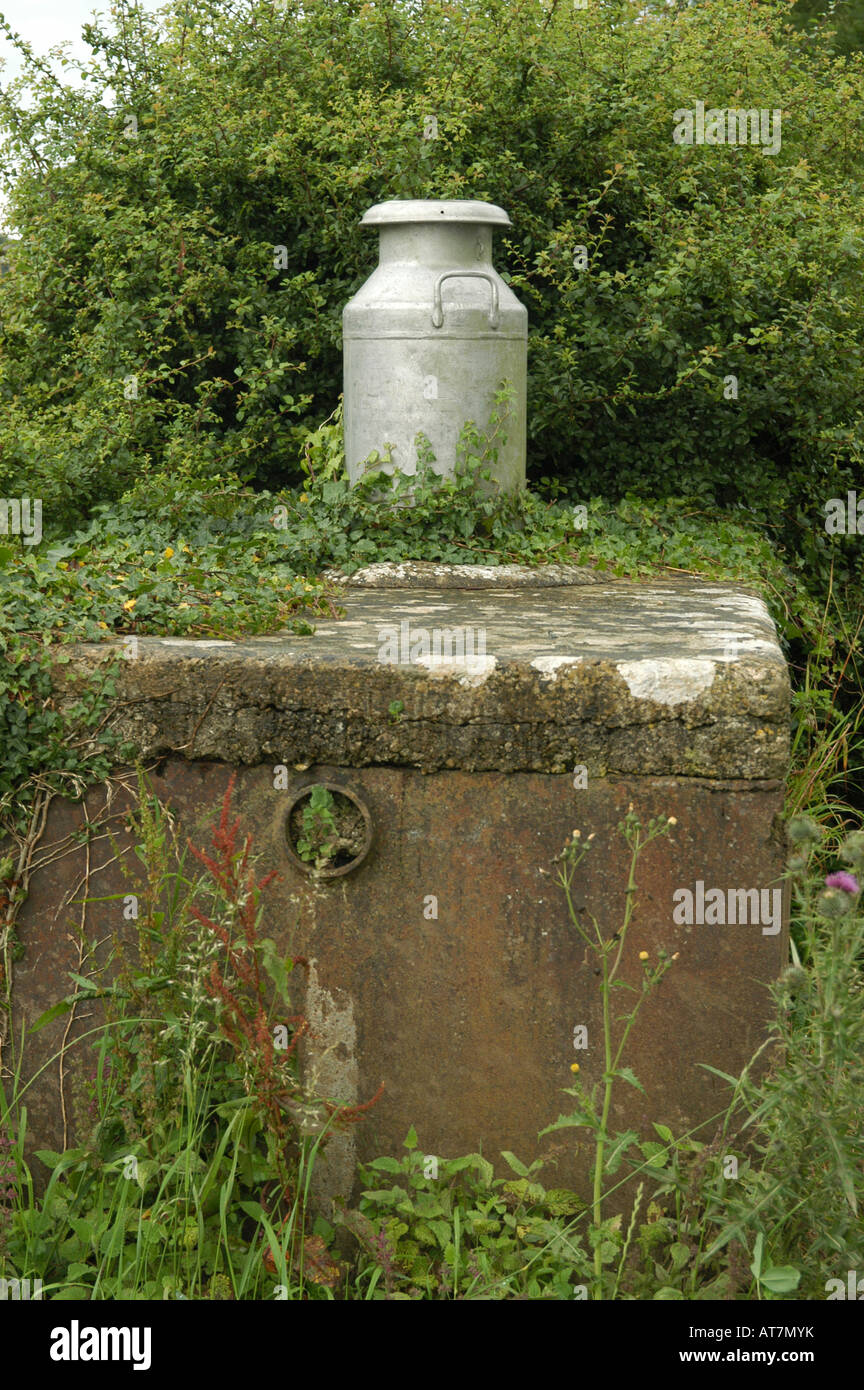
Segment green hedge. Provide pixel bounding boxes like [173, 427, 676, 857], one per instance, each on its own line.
[0, 0, 862, 533]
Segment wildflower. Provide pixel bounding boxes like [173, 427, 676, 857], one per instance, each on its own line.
[182, 545, 192, 554]
[825, 871, 859, 895]
[177, 602, 190, 610]
[570, 1062, 580, 1074]
[671, 952, 680, 961]
[638, 951, 649, 961]
[668, 816, 677, 826]
[97, 621, 108, 630]
[122, 598, 137, 612]
[163, 546, 174, 559]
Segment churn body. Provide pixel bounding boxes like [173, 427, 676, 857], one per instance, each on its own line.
[343, 200, 527, 492]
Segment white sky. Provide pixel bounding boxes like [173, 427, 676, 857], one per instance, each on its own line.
[0, 0, 164, 84]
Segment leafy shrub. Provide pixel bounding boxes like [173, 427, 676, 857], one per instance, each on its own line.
[344, 1131, 590, 1301]
[0, 0, 862, 535]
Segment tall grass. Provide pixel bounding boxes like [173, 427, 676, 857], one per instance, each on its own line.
[0, 773, 361, 1300]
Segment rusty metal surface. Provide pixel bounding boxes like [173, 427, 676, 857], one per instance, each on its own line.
[13, 762, 787, 1210]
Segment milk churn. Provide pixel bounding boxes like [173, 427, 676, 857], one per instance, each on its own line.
[342, 199, 527, 492]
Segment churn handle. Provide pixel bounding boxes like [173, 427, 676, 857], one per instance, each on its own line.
[431, 270, 500, 330]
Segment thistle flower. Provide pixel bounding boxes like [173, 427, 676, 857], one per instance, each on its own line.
[825, 871, 859, 895]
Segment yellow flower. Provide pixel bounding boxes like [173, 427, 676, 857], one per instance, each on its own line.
[182, 545, 192, 554]
[300, 492, 309, 503]
[639, 951, 649, 961]
[122, 598, 137, 612]
[57, 561, 68, 570]
[143, 549, 154, 556]
[97, 621, 108, 630]
[177, 602, 190, 610]
[668, 816, 677, 826]
[570, 1062, 580, 1074]
[163, 546, 174, 559]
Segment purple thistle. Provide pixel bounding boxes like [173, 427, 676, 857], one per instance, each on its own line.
[825, 871, 860, 895]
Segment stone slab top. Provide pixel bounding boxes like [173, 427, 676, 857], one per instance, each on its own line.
[56, 572, 790, 780]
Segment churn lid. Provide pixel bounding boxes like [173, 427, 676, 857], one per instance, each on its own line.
[360, 199, 512, 227]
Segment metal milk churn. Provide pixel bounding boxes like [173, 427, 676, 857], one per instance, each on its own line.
[343, 199, 527, 492]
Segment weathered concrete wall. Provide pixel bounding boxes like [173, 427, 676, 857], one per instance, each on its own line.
[56, 574, 787, 781]
[15, 567, 790, 1209]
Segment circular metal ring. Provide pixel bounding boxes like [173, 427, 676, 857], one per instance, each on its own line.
[283, 781, 373, 879]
